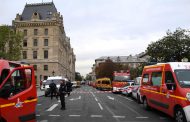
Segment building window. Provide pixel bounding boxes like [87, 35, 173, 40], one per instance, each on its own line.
[44, 28, 48, 35]
[44, 65, 48, 71]
[23, 51, 27, 59]
[44, 39, 48, 46]
[34, 29, 38, 35]
[24, 29, 27, 36]
[33, 51, 37, 59]
[33, 65, 37, 71]
[44, 76, 48, 80]
[33, 39, 38, 46]
[23, 40, 27, 47]
[44, 50, 48, 59]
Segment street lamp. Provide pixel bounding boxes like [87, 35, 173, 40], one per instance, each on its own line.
[52, 70, 55, 76]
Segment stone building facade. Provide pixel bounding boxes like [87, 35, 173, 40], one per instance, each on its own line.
[13, 2, 75, 84]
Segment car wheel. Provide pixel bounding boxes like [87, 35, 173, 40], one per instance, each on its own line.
[143, 97, 150, 110]
[174, 107, 187, 122]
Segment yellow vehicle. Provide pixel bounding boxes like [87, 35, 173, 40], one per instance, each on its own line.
[95, 78, 112, 90]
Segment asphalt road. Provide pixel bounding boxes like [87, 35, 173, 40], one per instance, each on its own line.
[36, 85, 173, 122]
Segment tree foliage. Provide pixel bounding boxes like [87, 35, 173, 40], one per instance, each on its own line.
[75, 72, 82, 81]
[95, 59, 133, 80]
[147, 28, 190, 62]
[0, 25, 23, 60]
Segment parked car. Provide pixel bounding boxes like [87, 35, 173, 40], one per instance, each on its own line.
[131, 77, 142, 103]
[121, 82, 134, 96]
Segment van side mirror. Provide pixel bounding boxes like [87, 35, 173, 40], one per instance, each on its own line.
[166, 83, 176, 90]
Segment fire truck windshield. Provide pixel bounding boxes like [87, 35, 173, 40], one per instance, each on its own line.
[113, 76, 130, 82]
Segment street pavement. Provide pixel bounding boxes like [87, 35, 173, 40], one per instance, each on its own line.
[36, 85, 173, 122]
[37, 87, 44, 97]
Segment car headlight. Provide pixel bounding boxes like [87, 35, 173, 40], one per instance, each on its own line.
[186, 93, 190, 102]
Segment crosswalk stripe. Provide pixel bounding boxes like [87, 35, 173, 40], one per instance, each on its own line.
[46, 104, 58, 111]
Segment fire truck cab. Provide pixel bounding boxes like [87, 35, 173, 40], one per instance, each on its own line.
[140, 62, 190, 122]
[0, 60, 37, 122]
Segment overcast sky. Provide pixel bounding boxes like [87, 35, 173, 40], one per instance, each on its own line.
[1, 0, 190, 76]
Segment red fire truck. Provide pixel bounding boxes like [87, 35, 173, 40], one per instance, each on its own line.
[0, 60, 37, 122]
[112, 70, 131, 93]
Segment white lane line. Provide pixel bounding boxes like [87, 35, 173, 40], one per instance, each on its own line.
[91, 115, 103, 118]
[49, 114, 60, 117]
[37, 104, 42, 106]
[98, 102, 103, 110]
[113, 116, 125, 118]
[69, 115, 81, 117]
[136, 116, 149, 119]
[90, 92, 96, 97]
[46, 104, 58, 111]
[36, 114, 40, 117]
[95, 97, 98, 101]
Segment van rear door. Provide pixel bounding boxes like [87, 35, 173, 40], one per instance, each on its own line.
[0, 67, 37, 122]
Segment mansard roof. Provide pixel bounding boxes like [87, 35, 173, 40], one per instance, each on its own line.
[21, 2, 57, 20]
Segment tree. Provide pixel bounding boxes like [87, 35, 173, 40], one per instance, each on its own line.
[0, 25, 23, 60]
[75, 72, 82, 81]
[95, 59, 118, 80]
[147, 28, 190, 62]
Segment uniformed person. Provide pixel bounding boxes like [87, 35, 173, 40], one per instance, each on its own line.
[59, 79, 67, 110]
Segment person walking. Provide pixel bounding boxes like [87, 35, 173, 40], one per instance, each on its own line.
[59, 79, 67, 110]
[66, 80, 73, 97]
[49, 80, 58, 100]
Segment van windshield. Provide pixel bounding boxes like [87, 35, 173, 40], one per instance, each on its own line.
[175, 70, 190, 88]
[45, 80, 62, 85]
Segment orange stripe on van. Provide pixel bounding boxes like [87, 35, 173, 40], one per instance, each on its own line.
[0, 98, 37, 108]
[141, 88, 187, 101]
[0, 103, 15, 108]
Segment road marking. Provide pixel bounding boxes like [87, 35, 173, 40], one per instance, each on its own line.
[136, 116, 149, 119]
[91, 115, 103, 118]
[95, 97, 98, 101]
[37, 104, 42, 106]
[113, 116, 125, 118]
[46, 104, 58, 111]
[98, 102, 103, 110]
[90, 92, 96, 97]
[107, 96, 115, 100]
[49, 114, 60, 117]
[69, 96, 81, 101]
[69, 115, 81, 117]
[36, 114, 40, 116]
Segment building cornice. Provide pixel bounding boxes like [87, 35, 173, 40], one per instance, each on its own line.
[13, 20, 61, 28]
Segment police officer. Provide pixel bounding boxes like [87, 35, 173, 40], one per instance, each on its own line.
[59, 79, 67, 110]
[49, 80, 58, 100]
[66, 80, 73, 97]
